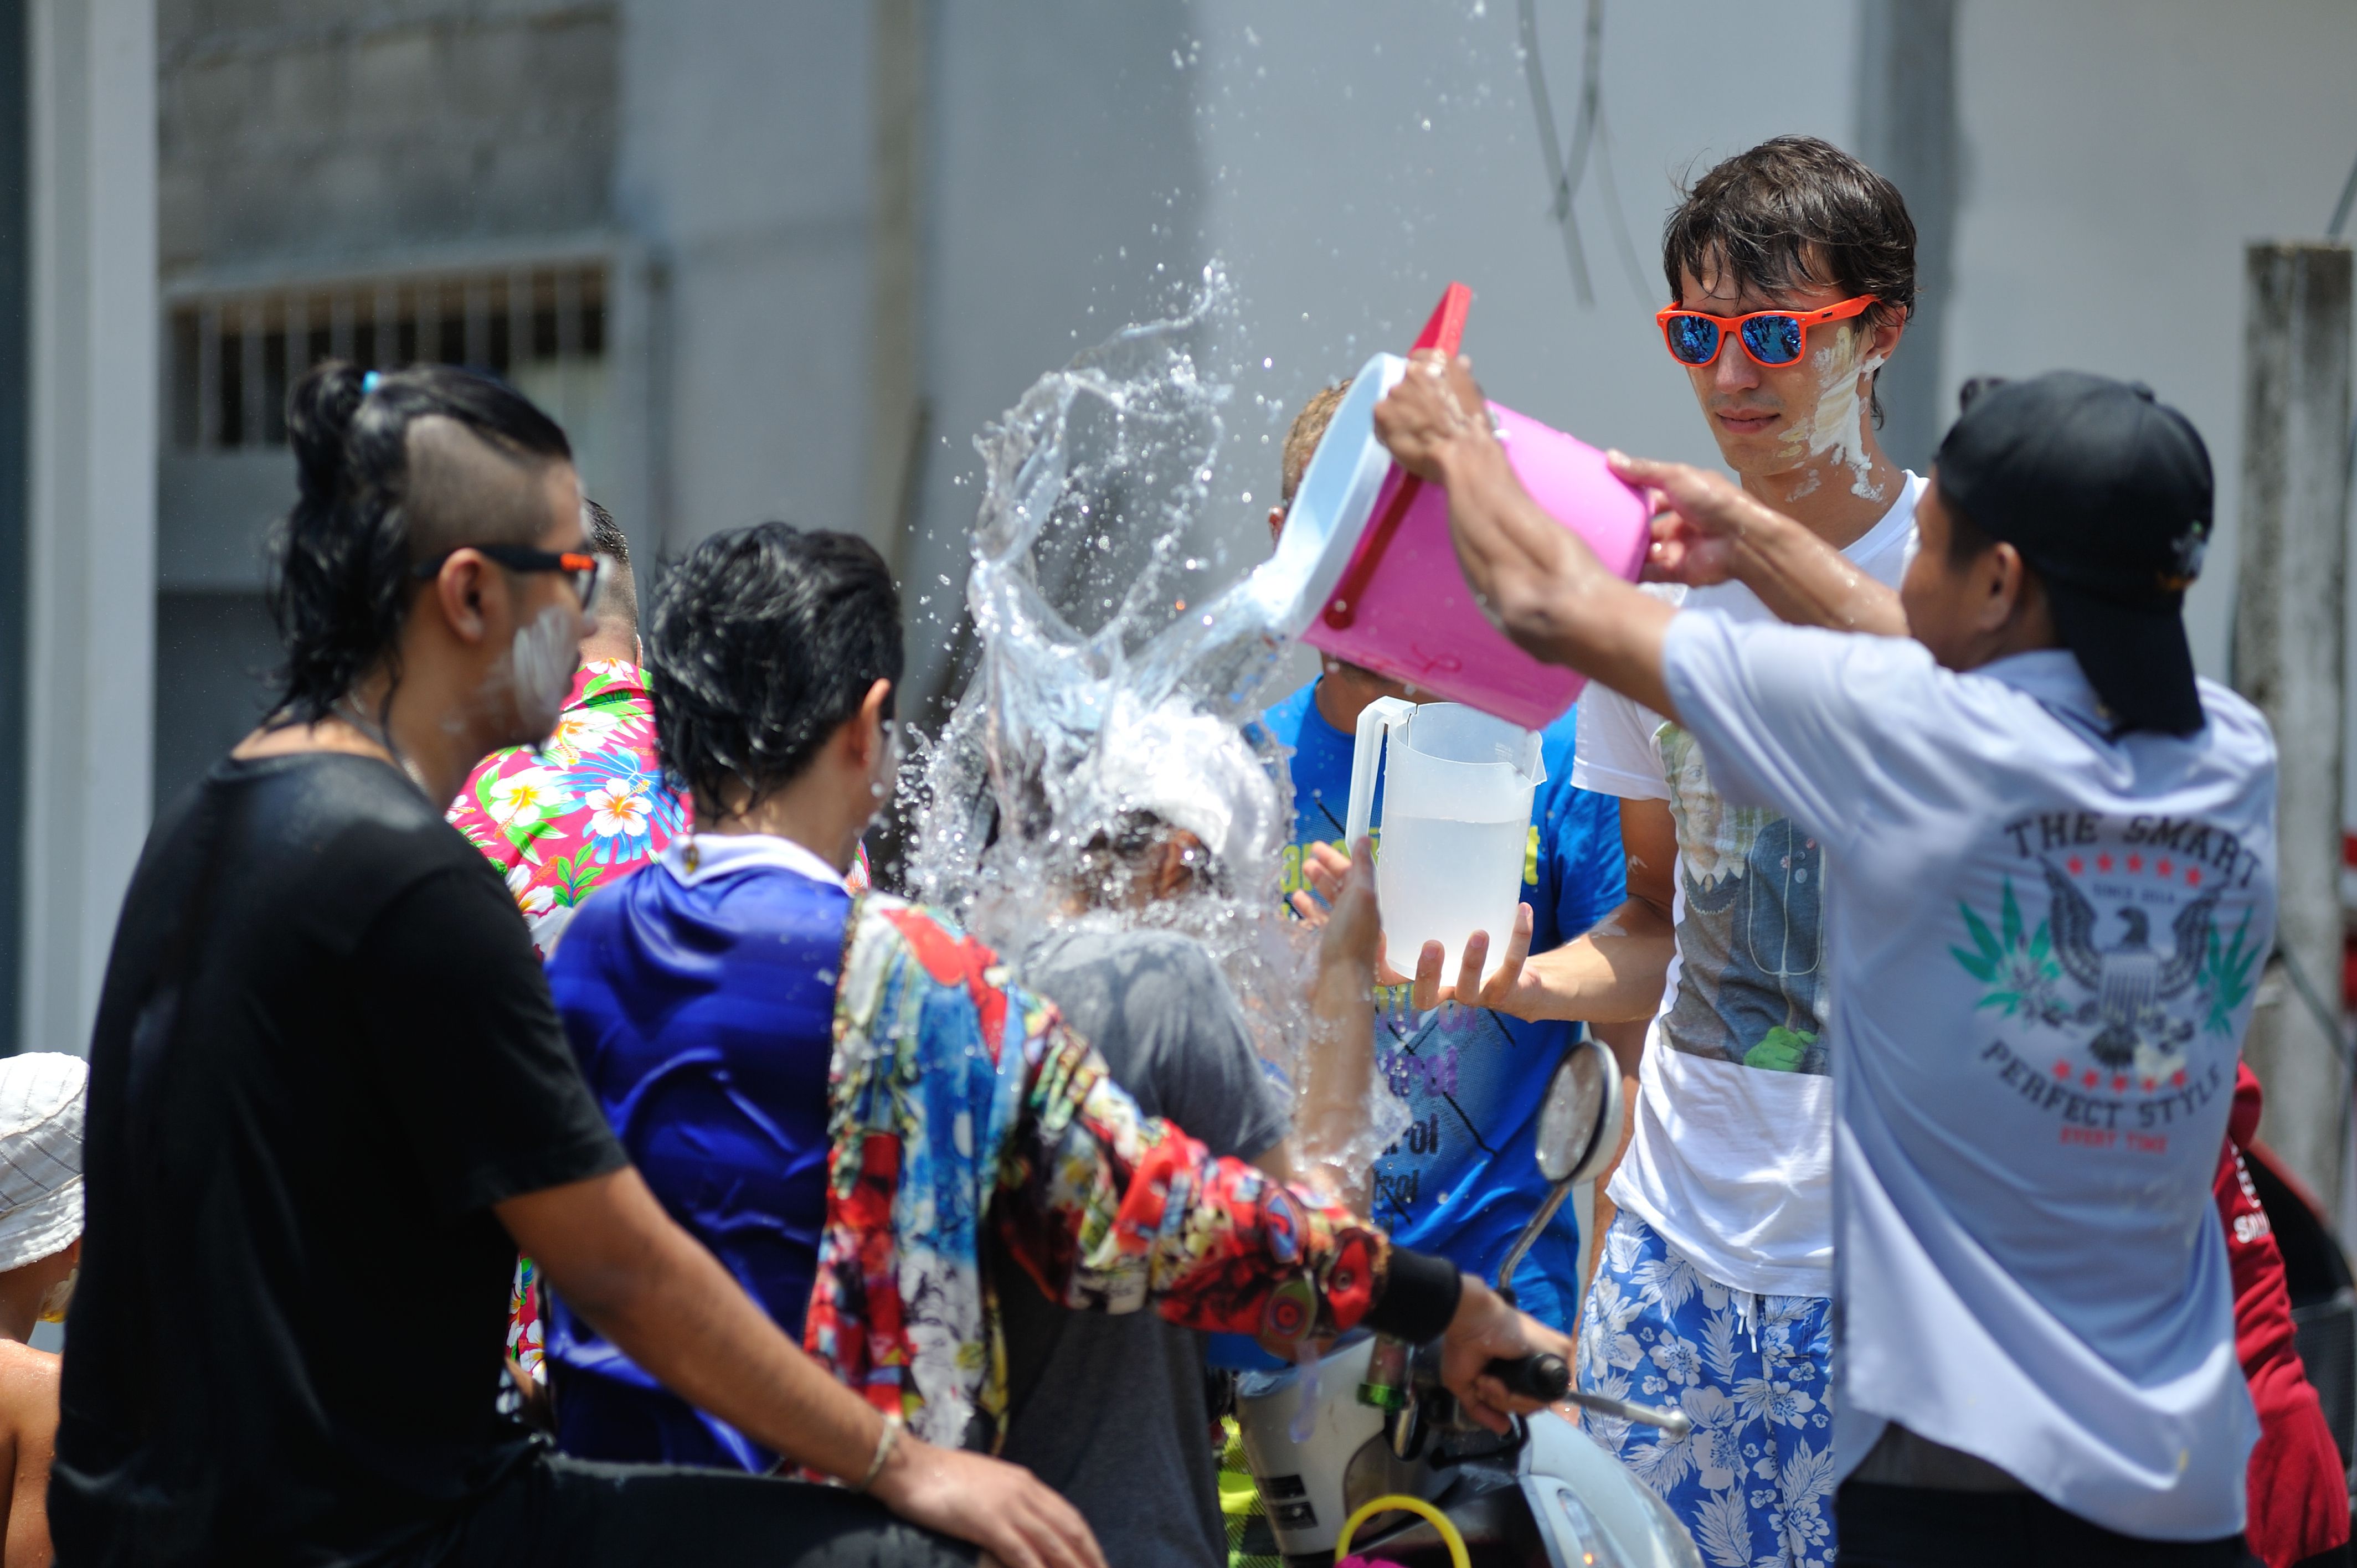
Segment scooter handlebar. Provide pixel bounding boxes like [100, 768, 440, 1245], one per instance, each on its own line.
[1482, 1352, 1571, 1402]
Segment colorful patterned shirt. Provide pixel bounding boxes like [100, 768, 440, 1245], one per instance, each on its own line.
[447, 658, 691, 955]
[809, 893, 1393, 1453]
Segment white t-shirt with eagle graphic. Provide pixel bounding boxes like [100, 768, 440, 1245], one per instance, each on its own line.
[1660, 617, 2273, 1540]
[1572, 474, 1920, 1299]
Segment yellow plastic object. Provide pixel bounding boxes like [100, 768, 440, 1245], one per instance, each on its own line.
[1332, 1493, 1470, 1568]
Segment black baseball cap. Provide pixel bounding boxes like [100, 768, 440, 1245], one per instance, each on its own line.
[1934, 372, 2214, 736]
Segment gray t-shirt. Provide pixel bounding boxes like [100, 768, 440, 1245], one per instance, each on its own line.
[997, 925, 1291, 1568]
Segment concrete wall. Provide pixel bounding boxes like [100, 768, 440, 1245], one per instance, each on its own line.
[28, 0, 157, 1054]
[151, 0, 625, 810]
[613, 0, 874, 556]
[158, 0, 616, 272]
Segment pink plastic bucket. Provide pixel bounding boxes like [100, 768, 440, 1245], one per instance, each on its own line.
[1263, 351, 1650, 730]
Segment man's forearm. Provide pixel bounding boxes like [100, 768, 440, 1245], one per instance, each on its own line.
[1488, 891, 1673, 1024]
[588, 1227, 882, 1477]
[1513, 927, 1674, 1024]
[1723, 501, 1907, 637]
[503, 1170, 883, 1484]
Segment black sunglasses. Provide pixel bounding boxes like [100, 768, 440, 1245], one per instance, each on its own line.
[413, 544, 601, 610]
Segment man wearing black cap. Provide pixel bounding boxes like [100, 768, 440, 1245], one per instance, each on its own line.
[1373, 360, 2276, 1565]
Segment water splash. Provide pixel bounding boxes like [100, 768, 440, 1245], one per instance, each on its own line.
[905, 270, 1408, 1181]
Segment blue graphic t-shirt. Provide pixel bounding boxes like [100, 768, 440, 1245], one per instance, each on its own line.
[1262, 679, 1625, 1329]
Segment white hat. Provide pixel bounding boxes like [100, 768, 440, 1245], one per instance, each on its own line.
[0, 1054, 85, 1273]
[1093, 699, 1282, 876]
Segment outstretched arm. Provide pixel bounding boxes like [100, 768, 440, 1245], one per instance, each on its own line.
[1374, 351, 1680, 718]
[1622, 450, 1907, 636]
[994, 1009, 1568, 1433]
[1498, 797, 1679, 1021]
[1285, 837, 1382, 1211]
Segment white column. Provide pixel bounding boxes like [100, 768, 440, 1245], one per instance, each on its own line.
[864, 0, 927, 569]
[2234, 240, 2353, 1219]
[23, 0, 156, 1054]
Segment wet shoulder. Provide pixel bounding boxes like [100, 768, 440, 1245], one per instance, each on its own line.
[1023, 925, 1225, 1018]
[216, 751, 467, 858]
[211, 752, 503, 942]
[0, 1339, 57, 1448]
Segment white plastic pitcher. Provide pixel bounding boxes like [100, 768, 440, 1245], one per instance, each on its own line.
[1344, 698, 1545, 983]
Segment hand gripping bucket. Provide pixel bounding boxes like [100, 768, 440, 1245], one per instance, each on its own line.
[1254, 283, 1651, 730]
[1346, 697, 1545, 982]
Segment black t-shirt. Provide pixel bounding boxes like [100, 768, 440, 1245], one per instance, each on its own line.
[53, 753, 627, 1567]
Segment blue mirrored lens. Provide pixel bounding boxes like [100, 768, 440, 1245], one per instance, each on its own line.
[1666, 315, 1720, 365]
[1741, 314, 1805, 365]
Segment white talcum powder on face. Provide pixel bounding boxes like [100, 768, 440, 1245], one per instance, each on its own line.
[509, 603, 578, 735]
[1778, 324, 1886, 502]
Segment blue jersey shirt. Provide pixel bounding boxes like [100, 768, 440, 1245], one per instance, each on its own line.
[541, 834, 846, 1473]
[1262, 680, 1624, 1329]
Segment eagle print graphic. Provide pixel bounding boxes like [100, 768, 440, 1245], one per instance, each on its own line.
[1951, 851, 2260, 1092]
[2039, 858, 2215, 1071]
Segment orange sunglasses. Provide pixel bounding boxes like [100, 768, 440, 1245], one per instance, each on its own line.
[411, 543, 602, 610]
[1656, 295, 1879, 368]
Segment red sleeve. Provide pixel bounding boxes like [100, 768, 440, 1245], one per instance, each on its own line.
[2219, 1070, 2351, 1568]
[2230, 1058, 2265, 1152]
[992, 1018, 1383, 1348]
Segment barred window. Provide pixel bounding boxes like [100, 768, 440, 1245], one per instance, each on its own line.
[168, 263, 608, 451]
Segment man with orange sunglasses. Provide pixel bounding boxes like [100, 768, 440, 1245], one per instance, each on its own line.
[1385, 134, 1923, 1568]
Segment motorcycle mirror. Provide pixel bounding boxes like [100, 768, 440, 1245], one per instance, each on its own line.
[1494, 1036, 1625, 1300]
[1535, 1035, 1619, 1187]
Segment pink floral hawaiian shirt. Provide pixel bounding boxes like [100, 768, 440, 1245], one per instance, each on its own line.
[449, 658, 691, 956]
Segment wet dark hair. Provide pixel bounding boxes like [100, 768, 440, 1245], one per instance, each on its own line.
[267, 359, 573, 724]
[646, 522, 903, 814]
[1662, 135, 1917, 424]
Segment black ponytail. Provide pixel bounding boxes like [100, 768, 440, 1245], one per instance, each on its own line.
[265, 360, 573, 725]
